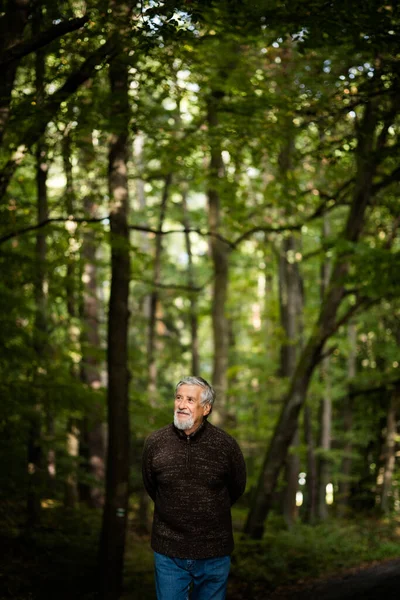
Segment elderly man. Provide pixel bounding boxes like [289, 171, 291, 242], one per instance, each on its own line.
[142, 376, 246, 600]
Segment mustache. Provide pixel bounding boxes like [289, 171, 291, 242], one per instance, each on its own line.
[176, 409, 190, 415]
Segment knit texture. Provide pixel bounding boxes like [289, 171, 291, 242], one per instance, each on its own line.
[142, 420, 246, 559]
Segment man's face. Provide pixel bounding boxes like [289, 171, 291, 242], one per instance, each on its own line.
[174, 384, 211, 435]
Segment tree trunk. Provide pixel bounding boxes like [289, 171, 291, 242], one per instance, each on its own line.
[65, 420, 80, 508]
[207, 93, 230, 425]
[283, 430, 300, 527]
[278, 235, 303, 528]
[0, 0, 31, 143]
[182, 189, 200, 375]
[79, 130, 106, 508]
[27, 7, 47, 527]
[337, 322, 356, 517]
[133, 133, 151, 318]
[132, 133, 152, 534]
[317, 215, 333, 520]
[62, 125, 80, 509]
[377, 387, 399, 513]
[147, 174, 171, 405]
[244, 100, 379, 539]
[99, 40, 131, 599]
[304, 404, 317, 524]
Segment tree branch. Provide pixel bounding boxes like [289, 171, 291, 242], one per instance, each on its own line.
[0, 36, 118, 201]
[0, 16, 89, 68]
[347, 377, 400, 399]
[4, 206, 397, 252]
[131, 276, 211, 292]
[129, 224, 237, 249]
[0, 216, 107, 244]
[372, 165, 400, 195]
[333, 296, 376, 332]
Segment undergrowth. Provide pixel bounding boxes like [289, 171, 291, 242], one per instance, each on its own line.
[231, 515, 400, 594]
[1, 501, 400, 600]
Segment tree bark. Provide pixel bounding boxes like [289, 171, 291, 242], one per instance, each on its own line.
[182, 189, 200, 375]
[207, 93, 230, 425]
[79, 125, 107, 508]
[132, 133, 151, 534]
[377, 387, 399, 513]
[283, 429, 300, 527]
[244, 100, 379, 539]
[0, 0, 31, 143]
[65, 420, 80, 508]
[27, 7, 48, 526]
[78, 129, 106, 508]
[147, 174, 171, 405]
[99, 35, 131, 599]
[317, 214, 333, 520]
[62, 125, 81, 508]
[337, 322, 356, 517]
[278, 235, 304, 527]
[304, 404, 317, 524]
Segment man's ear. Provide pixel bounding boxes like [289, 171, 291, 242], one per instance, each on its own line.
[203, 403, 211, 417]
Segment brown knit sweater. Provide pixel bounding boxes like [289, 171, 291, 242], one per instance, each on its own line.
[142, 420, 246, 559]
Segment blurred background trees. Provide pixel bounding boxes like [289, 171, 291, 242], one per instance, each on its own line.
[1, 0, 400, 598]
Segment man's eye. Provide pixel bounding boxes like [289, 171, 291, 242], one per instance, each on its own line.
[188, 398, 194, 403]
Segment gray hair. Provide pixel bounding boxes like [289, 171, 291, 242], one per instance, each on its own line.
[175, 376, 215, 409]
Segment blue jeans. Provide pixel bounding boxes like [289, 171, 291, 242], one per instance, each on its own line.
[154, 551, 231, 600]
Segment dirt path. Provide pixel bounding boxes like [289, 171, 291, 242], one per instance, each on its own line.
[269, 559, 400, 599]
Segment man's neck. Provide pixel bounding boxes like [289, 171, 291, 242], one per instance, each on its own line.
[184, 420, 205, 437]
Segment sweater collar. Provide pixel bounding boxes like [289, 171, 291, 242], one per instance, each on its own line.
[172, 419, 208, 442]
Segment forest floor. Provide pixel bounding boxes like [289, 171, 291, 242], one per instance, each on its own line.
[122, 557, 400, 600]
[2, 505, 400, 599]
[267, 558, 400, 599]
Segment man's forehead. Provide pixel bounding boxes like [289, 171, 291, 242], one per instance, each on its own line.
[175, 384, 202, 396]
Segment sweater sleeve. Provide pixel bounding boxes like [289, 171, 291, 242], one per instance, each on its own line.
[227, 439, 247, 506]
[142, 436, 156, 502]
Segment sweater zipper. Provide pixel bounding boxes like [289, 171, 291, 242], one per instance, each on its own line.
[186, 436, 190, 472]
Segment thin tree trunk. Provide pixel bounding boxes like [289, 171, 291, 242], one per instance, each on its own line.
[317, 214, 333, 520]
[137, 173, 171, 534]
[79, 130, 106, 508]
[99, 33, 131, 599]
[133, 133, 152, 534]
[207, 93, 230, 425]
[337, 322, 356, 517]
[276, 122, 304, 527]
[304, 404, 317, 523]
[62, 125, 80, 508]
[262, 248, 275, 389]
[0, 0, 31, 143]
[133, 133, 151, 317]
[65, 421, 80, 507]
[182, 189, 200, 375]
[27, 7, 47, 527]
[283, 430, 300, 527]
[377, 387, 399, 513]
[63, 126, 78, 320]
[278, 235, 303, 528]
[147, 174, 172, 405]
[244, 100, 379, 539]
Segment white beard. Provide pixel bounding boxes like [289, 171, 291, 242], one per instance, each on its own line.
[174, 411, 194, 431]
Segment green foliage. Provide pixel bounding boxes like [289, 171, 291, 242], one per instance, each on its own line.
[233, 517, 400, 591]
[0, 506, 102, 600]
